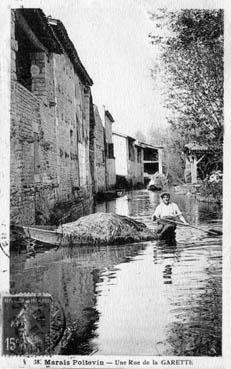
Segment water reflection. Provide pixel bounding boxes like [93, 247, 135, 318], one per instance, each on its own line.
[11, 243, 146, 354]
[155, 242, 178, 286]
[11, 190, 222, 356]
[164, 239, 222, 356]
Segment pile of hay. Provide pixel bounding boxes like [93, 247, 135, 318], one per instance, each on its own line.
[57, 212, 157, 246]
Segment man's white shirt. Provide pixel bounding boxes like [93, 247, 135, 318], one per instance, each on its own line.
[154, 202, 182, 219]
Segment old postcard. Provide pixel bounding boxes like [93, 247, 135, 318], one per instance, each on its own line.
[0, 0, 230, 368]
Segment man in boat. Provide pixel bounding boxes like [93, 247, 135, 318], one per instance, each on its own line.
[152, 192, 188, 239]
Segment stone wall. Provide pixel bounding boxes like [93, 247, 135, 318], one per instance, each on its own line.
[10, 82, 38, 224]
[10, 76, 59, 223]
[10, 10, 94, 225]
[53, 53, 80, 199]
[93, 105, 106, 193]
[105, 112, 116, 189]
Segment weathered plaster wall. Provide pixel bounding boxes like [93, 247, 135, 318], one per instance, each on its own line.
[134, 146, 144, 184]
[94, 106, 106, 193]
[113, 133, 144, 186]
[10, 11, 94, 225]
[105, 114, 116, 189]
[113, 134, 128, 177]
[127, 145, 144, 186]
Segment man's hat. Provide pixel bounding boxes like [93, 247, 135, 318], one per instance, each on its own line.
[160, 192, 170, 199]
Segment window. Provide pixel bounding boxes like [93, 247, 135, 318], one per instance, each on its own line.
[70, 129, 73, 145]
[107, 143, 114, 159]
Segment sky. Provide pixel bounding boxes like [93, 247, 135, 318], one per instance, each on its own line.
[10, 0, 225, 137]
[10, 0, 168, 137]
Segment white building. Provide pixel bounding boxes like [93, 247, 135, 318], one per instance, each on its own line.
[113, 132, 144, 186]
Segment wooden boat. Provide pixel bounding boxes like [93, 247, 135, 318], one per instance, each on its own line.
[158, 223, 176, 241]
[21, 226, 64, 246]
[155, 219, 176, 242]
[147, 184, 162, 191]
[11, 213, 158, 248]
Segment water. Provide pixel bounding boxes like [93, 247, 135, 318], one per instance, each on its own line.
[10, 190, 222, 356]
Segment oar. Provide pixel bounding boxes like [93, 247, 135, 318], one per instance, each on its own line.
[162, 218, 222, 236]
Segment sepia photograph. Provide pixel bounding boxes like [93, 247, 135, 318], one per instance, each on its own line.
[0, 0, 228, 367]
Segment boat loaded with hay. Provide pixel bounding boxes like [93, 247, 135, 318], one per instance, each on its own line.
[12, 212, 158, 247]
[11, 211, 221, 249]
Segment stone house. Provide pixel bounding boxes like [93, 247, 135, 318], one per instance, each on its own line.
[10, 9, 95, 225]
[93, 105, 106, 193]
[104, 110, 116, 189]
[112, 132, 144, 186]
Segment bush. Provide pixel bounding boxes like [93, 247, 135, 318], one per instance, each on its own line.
[199, 171, 223, 201]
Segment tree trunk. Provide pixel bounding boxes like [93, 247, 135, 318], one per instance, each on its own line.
[191, 156, 197, 184]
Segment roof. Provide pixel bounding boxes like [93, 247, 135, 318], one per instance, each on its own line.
[105, 110, 115, 123]
[137, 141, 163, 150]
[112, 132, 128, 139]
[127, 136, 136, 142]
[185, 142, 208, 151]
[113, 132, 136, 142]
[112, 133, 161, 149]
[48, 18, 93, 86]
[134, 140, 143, 148]
[15, 8, 93, 86]
[15, 9, 61, 53]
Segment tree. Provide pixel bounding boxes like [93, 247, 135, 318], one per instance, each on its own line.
[149, 9, 224, 180]
[134, 130, 147, 143]
[148, 125, 186, 184]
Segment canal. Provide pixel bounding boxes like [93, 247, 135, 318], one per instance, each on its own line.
[10, 190, 222, 356]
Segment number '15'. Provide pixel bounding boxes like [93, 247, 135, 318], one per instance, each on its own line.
[5, 337, 16, 351]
